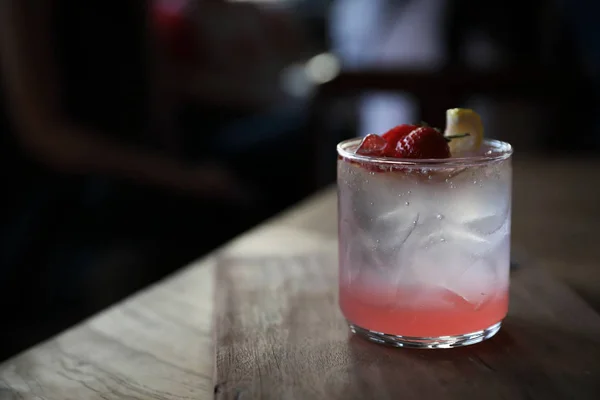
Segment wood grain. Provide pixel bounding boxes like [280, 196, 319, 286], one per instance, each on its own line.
[215, 239, 600, 400]
[511, 158, 600, 309]
[0, 258, 217, 400]
[1, 158, 600, 400]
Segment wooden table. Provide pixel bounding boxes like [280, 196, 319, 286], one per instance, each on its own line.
[2, 157, 600, 399]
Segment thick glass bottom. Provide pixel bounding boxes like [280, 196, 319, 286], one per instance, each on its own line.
[349, 321, 502, 349]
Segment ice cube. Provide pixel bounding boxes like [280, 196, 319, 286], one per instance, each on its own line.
[446, 258, 499, 308]
[393, 210, 509, 305]
[440, 162, 511, 232]
[438, 214, 510, 257]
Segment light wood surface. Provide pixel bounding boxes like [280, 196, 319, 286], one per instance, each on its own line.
[1, 157, 600, 399]
[215, 249, 600, 399]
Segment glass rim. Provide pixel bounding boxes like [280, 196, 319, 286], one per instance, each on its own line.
[337, 138, 513, 168]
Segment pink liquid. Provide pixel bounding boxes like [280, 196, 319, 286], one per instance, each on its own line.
[340, 283, 508, 337]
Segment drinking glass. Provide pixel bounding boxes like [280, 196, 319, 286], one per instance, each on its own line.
[337, 138, 513, 348]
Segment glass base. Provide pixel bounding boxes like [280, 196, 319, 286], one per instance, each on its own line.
[349, 321, 502, 349]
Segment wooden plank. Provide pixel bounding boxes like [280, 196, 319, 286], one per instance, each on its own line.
[215, 232, 600, 400]
[2, 158, 600, 400]
[511, 159, 600, 309]
[0, 258, 216, 400]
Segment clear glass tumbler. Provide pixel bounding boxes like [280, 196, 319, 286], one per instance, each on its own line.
[337, 138, 513, 348]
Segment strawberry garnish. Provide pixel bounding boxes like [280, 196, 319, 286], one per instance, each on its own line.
[353, 124, 468, 161]
[395, 126, 451, 159]
[355, 134, 388, 156]
[381, 124, 419, 154]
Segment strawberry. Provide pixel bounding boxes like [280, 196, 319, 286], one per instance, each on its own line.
[395, 127, 451, 159]
[355, 134, 388, 156]
[381, 124, 419, 154]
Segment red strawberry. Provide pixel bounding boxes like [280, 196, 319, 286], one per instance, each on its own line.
[395, 127, 451, 159]
[355, 134, 388, 156]
[381, 124, 419, 153]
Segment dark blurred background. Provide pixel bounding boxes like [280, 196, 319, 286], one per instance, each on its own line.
[0, 0, 598, 361]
